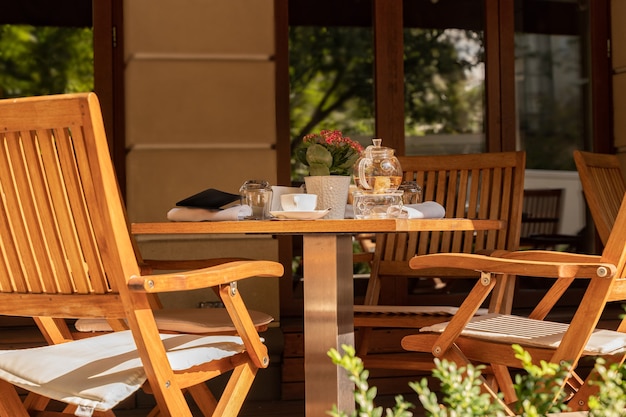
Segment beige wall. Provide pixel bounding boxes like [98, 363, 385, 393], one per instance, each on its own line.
[123, 0, 280, 319]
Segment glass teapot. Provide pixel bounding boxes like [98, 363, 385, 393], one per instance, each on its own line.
[353, 138, 402, 193]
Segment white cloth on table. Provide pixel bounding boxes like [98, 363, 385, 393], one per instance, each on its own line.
[400, 202, 446, 219]
[167, 205, 252, 222]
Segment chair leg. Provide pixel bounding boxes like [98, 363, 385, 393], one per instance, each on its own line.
[568, 353, 625, 411]
[0, 380, 30, 417]
[212, 360, 258, 417]
[146, 384, 217, 417]
[567, 367, 603, 411]
[23, 392, 51, 412]
[187, 383, 218, 417]
[441, 345, 516, 417]
[355, 326, 373, 357]
[146, 405, 162, 417]
[491, 364, 517, 404]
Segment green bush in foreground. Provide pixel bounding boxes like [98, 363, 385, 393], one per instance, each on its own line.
[328, 344, 626, 417]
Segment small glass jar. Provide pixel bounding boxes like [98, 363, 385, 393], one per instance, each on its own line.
[398, 181, 423, 204]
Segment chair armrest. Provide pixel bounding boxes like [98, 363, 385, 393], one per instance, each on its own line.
[139, 257, 250, 274]
[128, 260, 283, 369]
[128, 260, 284, 293]
[494, 250, 602, 263]
[409, 253, 615, 279]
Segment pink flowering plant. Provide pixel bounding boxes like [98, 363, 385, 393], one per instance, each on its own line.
[296, 130, 364, 176]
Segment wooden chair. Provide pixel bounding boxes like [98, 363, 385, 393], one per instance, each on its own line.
[574, 150, 626, 246]
[0, 93, 284, 417]
[520, 188, 563, 246]
[354, 151, 526, 370]
[401, 194, 626, 414]
[519, 188, 581, 251]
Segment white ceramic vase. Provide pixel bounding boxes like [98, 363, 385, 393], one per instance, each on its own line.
[304, 175, 351, 219]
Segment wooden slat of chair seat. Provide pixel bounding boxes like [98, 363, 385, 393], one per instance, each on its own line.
[0, 93, 284, 417]
[355, 152, 526, 369]
[353, 305, 489, 328]
[402, 194, 626, 414]
[574, 150, 626, 247]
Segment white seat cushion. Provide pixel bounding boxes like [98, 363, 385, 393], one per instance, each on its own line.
[74, 308, 274, 333]
[0, 330, 246, 416]
[421, 313, 626, 355]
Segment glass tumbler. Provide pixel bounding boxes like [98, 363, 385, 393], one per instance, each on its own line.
[239, 179, 273, 220]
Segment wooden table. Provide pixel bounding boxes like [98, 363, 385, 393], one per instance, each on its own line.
[131, 218, 505, 416]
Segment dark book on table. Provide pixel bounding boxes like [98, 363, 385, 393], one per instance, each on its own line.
[176, 188, 240, 210]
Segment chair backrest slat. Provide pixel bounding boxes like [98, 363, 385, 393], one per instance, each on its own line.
[574, 150, 626, 246]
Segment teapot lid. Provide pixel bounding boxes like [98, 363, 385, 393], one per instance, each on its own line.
[364, 138, 393, 156]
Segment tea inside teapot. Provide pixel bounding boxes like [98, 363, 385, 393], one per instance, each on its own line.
[353, 138, 402, 193]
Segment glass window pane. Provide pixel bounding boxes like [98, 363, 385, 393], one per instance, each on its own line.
[404, 27, 485, 155]
[515, 31, 587, 170]
[289, 25, 374, 180]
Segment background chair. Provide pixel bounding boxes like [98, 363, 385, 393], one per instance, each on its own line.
[574, 150, 626, 247]
[354, 151, 526, 372]
[0, 93, 284, 417]
[401, 194, 626, 413]
[519, 188, 582, 252]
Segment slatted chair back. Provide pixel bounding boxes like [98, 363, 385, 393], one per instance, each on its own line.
[361, 151, 526, 307]
[0, 93, 283, 417]
[520, 188, 563, 238]
[0, 94, 128, 334]
[574, 150, 626, 246]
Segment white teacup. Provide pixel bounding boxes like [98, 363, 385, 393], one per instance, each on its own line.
[281, 193, 317, 211]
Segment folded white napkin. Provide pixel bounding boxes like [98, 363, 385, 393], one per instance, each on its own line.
[167, 205, 252, 222]
[400, 202, 446, 219]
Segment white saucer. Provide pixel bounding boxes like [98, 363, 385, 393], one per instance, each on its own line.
[270, 209, 330, 220]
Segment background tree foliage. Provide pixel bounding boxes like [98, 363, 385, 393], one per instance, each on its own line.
[0, 25, 93, 98]
[288, 25, 484, 155]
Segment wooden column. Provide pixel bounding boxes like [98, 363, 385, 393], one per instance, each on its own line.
[373, 0, 405, 155]
[484, 0, 515, 152]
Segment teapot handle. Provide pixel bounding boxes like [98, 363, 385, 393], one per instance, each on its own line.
[358, 158, 373, 190]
